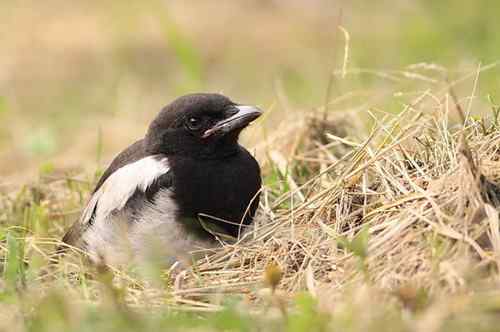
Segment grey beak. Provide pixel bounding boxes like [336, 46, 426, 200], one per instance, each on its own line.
[203, 105, 263, 138]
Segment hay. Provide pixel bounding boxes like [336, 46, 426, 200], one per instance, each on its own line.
[1, 83, 500, 316]
[173, 89, 500, 309]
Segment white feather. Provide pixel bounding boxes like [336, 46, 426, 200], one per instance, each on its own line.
[79, 155, 172, 264]
[80, 155, 169, 225]
[131, 189, 215, 266]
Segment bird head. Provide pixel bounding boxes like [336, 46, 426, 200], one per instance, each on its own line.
[145, 93, 262, 158]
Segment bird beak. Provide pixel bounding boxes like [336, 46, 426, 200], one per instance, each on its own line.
[203, 105, 263, 138]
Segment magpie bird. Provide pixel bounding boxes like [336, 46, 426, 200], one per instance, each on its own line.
[61, 93, 262, 266]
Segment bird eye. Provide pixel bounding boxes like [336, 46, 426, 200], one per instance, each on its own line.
[186, 117, 202, 131]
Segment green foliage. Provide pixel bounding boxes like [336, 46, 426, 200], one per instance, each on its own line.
[337, 225, 370, 260]
[27, 291, 73, 332]
[0, 96, 7, 115]
[210, 304, 253, 332]
[288, 293, 330, 332]
[3, 232, 26, 292]
[263, 158, 292, 209]
[23, 128, 58, 156]
[337, 225, 370, 280]
[39, 162, 55, 176]
[156, 10, 203, 92]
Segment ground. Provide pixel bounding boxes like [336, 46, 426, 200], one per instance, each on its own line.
[1, 1, 500, 331]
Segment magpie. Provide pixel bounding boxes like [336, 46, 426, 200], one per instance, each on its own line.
[61, 93, 262, 266]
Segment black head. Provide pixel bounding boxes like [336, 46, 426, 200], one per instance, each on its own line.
[145, 93, 262, 158]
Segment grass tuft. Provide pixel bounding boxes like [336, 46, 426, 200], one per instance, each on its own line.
[2, 65, 500, 331]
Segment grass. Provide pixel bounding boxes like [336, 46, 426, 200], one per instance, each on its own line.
[3, 1, 500, 330]
[2, 61, 500, 331]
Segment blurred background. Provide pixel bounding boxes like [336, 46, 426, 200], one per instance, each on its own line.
[1, 0, 499, 180]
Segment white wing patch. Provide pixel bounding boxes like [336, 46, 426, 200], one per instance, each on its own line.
[81, 155, 170, 226]
[79, 155, 171, 264]
[76, 155, 217, 266]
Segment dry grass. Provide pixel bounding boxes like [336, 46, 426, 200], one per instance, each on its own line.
[2, 64, 500, 330]
[3, 2, 500, 330]
[178, 84, 500, 304]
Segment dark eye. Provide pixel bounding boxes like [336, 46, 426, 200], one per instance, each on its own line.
[186, 117, 202, 130]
